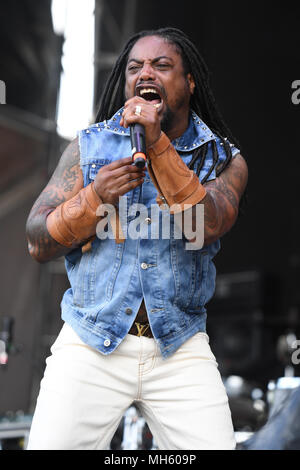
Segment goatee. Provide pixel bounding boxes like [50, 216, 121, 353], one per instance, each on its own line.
[160, 107, 175, 135]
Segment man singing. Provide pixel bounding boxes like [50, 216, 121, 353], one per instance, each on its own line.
[26, 27, 248, 450]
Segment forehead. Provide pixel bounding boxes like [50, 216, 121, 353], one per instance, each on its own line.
[127, 35, 182, 63]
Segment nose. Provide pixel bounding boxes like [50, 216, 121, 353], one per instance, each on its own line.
[139, 63, 155, 81]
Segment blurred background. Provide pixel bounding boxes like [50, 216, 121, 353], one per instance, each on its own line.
[0, 0, 299, 450]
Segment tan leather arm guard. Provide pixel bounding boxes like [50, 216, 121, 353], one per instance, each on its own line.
[147, 132, 206, 213]
[46, 182, 102, 248]
[46, 182, 125, 249]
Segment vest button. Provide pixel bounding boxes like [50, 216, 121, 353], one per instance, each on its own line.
[141, 263, 148, 270]
[104, 339, 111, 347]
[144, 217, 151, 225]
[125, 307, 133, 315]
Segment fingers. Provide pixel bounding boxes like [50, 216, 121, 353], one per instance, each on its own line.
[105, 156, 133, 170]
[120, 107, 142, 128]
[116, 171, 145, 187]
[111, 164, 145, 179]
[106, 166, 145, 190]
[118, 175, 145, 196]
[97, 173, 144, 203]
[98, 156, 146, 180]
[94, 157, 145, 205]
[120, 97, 159, 128]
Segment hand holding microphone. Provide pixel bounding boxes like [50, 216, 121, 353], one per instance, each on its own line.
[120, 97, 162, 168]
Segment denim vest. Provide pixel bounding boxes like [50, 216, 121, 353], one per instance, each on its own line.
[61, 109, 240, 358]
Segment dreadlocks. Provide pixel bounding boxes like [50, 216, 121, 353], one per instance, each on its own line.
[95, 27, 241, 184]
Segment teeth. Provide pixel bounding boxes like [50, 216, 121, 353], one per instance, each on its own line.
[140, 88, 158, 95]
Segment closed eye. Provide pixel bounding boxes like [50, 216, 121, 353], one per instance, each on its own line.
[156, 65, 170, 71]
[128, 65, 142, 72]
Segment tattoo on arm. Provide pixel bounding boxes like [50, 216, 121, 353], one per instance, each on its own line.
[182, 154, 248, 246]
[202, 154, 248, 245]
[26, 138, 84, 262]
[50, 142, 81, 194]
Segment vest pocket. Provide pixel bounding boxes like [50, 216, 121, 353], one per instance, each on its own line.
[72, 248, 97, 308]
[71, 238, 125, 312]
[171, 243, 209, 311]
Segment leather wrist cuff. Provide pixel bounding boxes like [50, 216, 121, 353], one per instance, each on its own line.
[147, 132, 207, 213]
[46, 182, 103, 248]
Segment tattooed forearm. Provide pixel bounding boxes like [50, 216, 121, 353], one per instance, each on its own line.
[203, 154, 247, 244]
[26, 191, 67, 262]
[182, 154, 248, 246]
[27, 218, 65, 261]
[202, 182, 239, 245]
[26, 138, 84, 263]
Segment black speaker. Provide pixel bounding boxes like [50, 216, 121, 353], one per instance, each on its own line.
[206, 271, 281, 380]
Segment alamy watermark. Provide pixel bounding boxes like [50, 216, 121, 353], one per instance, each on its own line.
[95, 197, 204, 250]
[292, 340, 300, 365]
[291, 80, 300, 105]
[0, 80, 6, 104]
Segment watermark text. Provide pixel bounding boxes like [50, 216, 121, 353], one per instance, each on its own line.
[95, 197, 204, 250]
[291, 80, 300, 105]
[292, 339, 300, 365]
[0, 80, 6, 104]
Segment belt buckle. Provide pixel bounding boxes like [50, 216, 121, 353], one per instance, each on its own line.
[135, 322, 150, 337]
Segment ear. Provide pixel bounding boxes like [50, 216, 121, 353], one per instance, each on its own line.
[187, 73, 195, 95]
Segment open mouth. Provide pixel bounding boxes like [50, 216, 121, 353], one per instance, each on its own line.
[136, 86, 162, 105]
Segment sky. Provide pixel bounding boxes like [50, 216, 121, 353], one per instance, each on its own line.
[51, 0, 95, 140]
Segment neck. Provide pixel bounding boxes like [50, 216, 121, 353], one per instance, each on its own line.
[162, 109, 190, 142]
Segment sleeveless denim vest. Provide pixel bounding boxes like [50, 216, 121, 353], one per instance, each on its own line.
[61, 109, 240, 358]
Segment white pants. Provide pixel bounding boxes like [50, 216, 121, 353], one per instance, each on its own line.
[27, 323, 236, 450]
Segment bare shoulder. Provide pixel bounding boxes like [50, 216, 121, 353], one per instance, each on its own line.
[228, 153, 248, 179]
[224, 153, 248, 195]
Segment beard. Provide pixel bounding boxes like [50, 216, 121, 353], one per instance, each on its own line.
[160, 106, 175, 134]
[160, 83, 191, 134]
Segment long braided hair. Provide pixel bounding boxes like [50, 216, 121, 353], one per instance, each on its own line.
[95, 27, 241, 185]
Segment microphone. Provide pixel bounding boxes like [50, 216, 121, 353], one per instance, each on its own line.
[130, 123, 146, 169]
